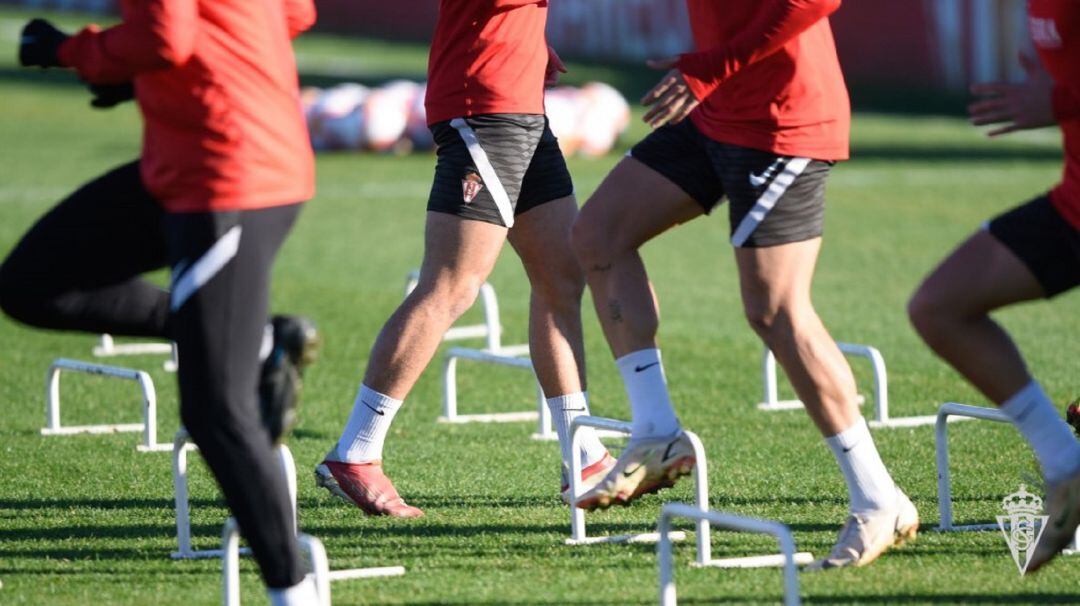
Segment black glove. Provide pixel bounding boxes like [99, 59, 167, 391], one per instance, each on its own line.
[89, 82, 136, 109]
[19, 18, 69, 68]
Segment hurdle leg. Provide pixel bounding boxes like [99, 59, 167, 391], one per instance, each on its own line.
[531, 382, 557, 441]
[659, 503, 806, 606]
[934, 402, 1014, 531]
[44, 364, 62, 433]
[172, 430, 195, 559]
[298, 534, 332, 606]
[442, 355, 459, 422]
[477, 282, 502, 352]
[278, 444, 298, 532]
[222, 518, 241, 606]
[136, 370, 172, 452]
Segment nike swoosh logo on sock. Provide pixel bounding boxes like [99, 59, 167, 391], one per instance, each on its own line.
[661, 439, 684, 462]
[634, 362, 660, 373]
[361, 399, 385, 416]
[562, 407, 587, 412]
[623, 463, 645, 478]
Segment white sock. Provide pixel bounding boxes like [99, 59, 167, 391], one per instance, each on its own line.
[616, 348, 681, 439]
[826, 417, 898, 514]
[268, 576, 319, 606]
[546, 392, 608, 469]
[336, 384, 403, 463]
[1001, 380, 1080, 484]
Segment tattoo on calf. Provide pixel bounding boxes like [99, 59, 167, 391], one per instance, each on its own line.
[608, 300, 623, 322]
[591, 262, 613, 272]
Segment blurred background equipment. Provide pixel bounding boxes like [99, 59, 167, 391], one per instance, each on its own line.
[302, 80, 630, 155]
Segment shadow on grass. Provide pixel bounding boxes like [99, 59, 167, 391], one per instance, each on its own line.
[0, 496, 218, 510]
[355, 595, 1080, 606]
[804, 594, 1080, 605]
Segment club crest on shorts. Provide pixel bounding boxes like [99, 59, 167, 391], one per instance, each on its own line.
[461, 169, 484, 204]
[998, 484, 1048, 575]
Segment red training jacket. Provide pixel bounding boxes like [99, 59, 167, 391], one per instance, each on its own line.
[425, 0, 548, 125]
[677, 0, 850, 161]
[58, 0, 316, 213]
[1031, 0, 1080, 230]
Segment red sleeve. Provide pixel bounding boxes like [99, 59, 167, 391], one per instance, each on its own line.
[284, 0, 317, 39]
[56, 0, 198, 85]
[675, 0, 841, 102]
[1053, 82, 1080, 123]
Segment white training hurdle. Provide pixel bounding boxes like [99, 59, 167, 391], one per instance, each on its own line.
[565, 416, 814, 569]
[440, 345, 555, 440]
[94, 334, 178, 372]
[408, 270, 557, 441]
[933, 402, 1080, 551]
[172, 428, 297, 559]
[222, 520, 404, 605]
[566, 417, 691, 546]
[41, 358, 170, 452]
[935, 402, 1011, 532]
[757, 343, 946, 428]
[935, 402, 1080, 546]
[658, 503, 805, 606]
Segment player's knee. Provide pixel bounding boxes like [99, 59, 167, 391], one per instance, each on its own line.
[531, 261, 585, 310]
[414, 274, 485, 322]
[570, 213, 610, 268]
[907, 286, 945, 341]
[743, 301, 790, 342]
[0, 265, 52, 327]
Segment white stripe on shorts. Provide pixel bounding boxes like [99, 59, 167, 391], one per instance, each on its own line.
[449, 118, 515, 228]
[730, 157, 812, 247]
[170, 225, 242, 311]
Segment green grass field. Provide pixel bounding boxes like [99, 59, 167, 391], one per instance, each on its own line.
[2, 8, 1080, 605]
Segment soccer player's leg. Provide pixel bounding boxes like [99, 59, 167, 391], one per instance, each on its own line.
[908, 196, 1080, 572]
[318, 213, 504, 517]
[0, 161, 170, 337]
[508, 128, 614, 500]
[570, 121, 714, 510]
[721, 148, 916, 569]
[167, 203, 319, 602]
[318, 115, 531, 517]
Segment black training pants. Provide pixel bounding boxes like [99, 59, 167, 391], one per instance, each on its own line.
[0, 161, 305, 588]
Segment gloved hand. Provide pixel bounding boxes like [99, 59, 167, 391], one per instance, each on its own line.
[19, 18, 69, 68]
[89, 82, 136, 109]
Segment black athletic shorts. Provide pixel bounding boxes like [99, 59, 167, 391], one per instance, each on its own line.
[427, 114, 574, 228]
[987, 194, 1080, 298]
[629, 118, 832, 248]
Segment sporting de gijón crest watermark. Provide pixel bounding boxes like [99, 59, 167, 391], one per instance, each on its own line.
[998, 484, 1047, 575]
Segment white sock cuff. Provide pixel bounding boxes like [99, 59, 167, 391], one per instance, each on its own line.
[268, 577, 319, 606]
[827, 416, 870, 451]
[1000, 380, 1045, 420]
[358, 384, 403, 413]
[547, 391, 588, 410]
[616, 348, 662, 373]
